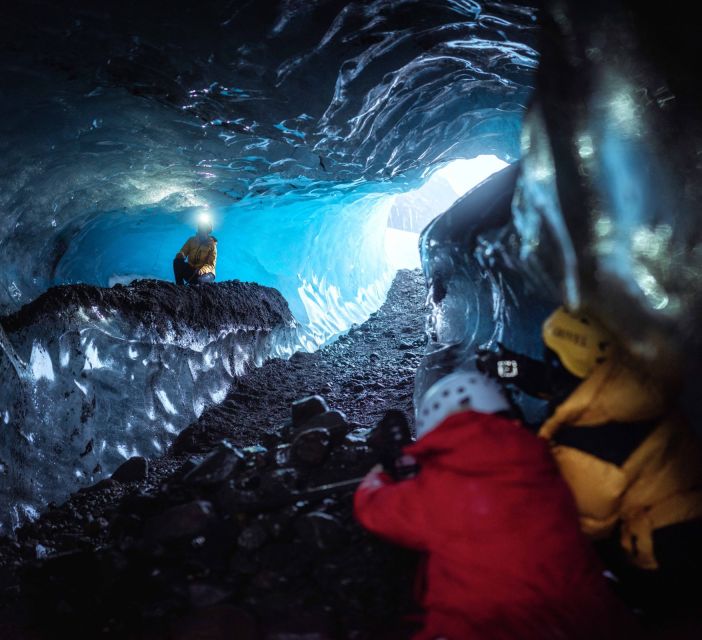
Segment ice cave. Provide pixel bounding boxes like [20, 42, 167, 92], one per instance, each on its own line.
[1, 0, 701, 638]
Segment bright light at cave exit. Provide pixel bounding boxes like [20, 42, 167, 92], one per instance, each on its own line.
[383, 155, 509, 270]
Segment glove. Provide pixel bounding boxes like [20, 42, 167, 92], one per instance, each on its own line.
[372, 410, 418, 480]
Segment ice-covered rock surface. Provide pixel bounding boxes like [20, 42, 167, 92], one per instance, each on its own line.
[0, 280, 299, 533]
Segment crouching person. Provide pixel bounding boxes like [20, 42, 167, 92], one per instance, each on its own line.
[354, 372, 636, 639]
[477, 308, 702, 577]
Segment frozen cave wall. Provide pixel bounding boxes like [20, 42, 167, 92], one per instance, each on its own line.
[2, 0, 702, 532]
[0, 0, 540, 530]
[0, 281, 300, 532]
[416, 0, 702, 434]
[0, 0, 539, 317]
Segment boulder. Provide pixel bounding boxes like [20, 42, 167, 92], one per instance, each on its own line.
[144, 500, 215, 544]
[111, 456, 149, 483]
[291, 395, 329, 428]
[183, 441, 243, 486]
[290, 428, 331, 467]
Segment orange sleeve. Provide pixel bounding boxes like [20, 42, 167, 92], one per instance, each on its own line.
[178, 238, 192, 259]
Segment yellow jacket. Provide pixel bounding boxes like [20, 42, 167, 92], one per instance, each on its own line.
[539, 356, 702, 570]
[178, 236, 217, 276]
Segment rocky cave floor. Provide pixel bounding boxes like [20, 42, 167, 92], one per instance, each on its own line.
[0, 269, 427, 639]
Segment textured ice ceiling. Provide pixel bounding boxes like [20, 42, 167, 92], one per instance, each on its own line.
[0, 0, 538, 314]
[0, 1, 539, 530]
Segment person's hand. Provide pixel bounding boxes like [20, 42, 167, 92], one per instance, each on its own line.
[359, 464, 387, 491]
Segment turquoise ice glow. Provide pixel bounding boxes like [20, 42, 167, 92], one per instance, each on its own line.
[54, 157, 508, 348]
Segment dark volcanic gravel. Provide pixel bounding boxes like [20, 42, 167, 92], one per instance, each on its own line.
[0, 269, 427, 640]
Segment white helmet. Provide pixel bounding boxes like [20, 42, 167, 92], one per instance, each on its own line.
[416, 371, 510, 438]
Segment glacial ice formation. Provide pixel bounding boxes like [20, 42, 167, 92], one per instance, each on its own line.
[3, 0, 702, 537]
[0, 0, 539, 529]
[417, 0, 702, 434]
[0, 281, 299, 533]
[0, 0, 538, 315]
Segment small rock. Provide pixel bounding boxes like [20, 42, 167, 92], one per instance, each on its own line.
[241, 445, 269, 468]
[274, 444, 291, 467]
[174, 456, 203, 480]
[217, 468, 299, 514]
[291, 395, 329, 428]
[238, 523, 268, 551]
[35, 544, 50, 560]
[337, 442, 371, 466]
[295, 512, 347, 551]
[144, 500, 215, 544]
[111, 456, 149, 482]
[188, 582, 231, 608]
[290, 428, 331, 467]
[398, 341, 414, 350]
[260, 468, 300, 496]
[303, 410, 349, 444]
[183, 441, 243, 486]
[171, 424, 203, 454]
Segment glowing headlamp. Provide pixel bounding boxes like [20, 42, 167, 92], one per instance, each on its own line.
[197, 211, 212, 227]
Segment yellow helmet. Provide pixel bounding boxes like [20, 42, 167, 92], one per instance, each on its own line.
[542, 307, 613, 379]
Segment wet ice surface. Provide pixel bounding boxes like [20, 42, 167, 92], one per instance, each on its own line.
[0, 280, 300, 533]
[415, 163, 555, 424]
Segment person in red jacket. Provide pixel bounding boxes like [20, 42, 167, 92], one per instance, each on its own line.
[354, 371, 637, 639]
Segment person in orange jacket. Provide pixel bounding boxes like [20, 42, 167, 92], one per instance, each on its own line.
[477, 307, 702, 579]
[174, 213, 217, 285]
[354, 371, 636, 639]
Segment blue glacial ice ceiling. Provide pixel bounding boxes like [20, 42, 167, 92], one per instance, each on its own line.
[0, 0, 539, 530]
[0, 0, 538, 322]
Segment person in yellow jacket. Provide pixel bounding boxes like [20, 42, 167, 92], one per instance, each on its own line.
[477, 307, 702, 576]
[173, 214, 217, 285]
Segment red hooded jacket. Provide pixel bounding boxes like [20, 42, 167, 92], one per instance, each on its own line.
[354, 410, 637, 639]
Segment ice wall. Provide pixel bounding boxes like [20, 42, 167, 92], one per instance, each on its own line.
[0, 0, 539, 314]
[53, 184, 398, 349]
[417, 1, 702, 436]
[0, 0, 540, 531]
[0, 280, 299, 533]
